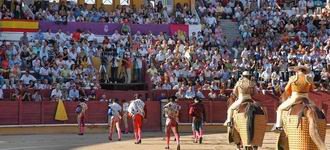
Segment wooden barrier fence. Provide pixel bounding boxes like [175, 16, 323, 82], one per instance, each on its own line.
[0, 90, 329, 132]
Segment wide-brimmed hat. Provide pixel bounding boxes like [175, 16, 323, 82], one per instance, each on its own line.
[242, 71, 250, 76]
[293, 65, 310, 73]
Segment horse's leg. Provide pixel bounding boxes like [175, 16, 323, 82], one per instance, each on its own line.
[244, 146, 252, 150]
[236, 144, 241, 150]
[252, 146, 258, 150]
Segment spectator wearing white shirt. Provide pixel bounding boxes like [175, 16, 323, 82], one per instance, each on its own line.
[208, 89, 217, 99]
[39, 65, 51, 82]
[20, 71, 37, 86]
[51, 85, 63, 101]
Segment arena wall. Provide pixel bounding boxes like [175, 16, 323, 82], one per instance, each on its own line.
[0, 91, 329, 131]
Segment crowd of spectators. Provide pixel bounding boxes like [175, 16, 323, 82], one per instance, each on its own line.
[0, 0, 329, 102]
[0, 1, 200, 25]
[237, 4, 330, 91]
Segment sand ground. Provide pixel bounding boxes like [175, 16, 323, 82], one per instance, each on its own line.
[0, 130, 330, 150]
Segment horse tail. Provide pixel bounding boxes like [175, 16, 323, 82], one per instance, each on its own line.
[306, 108, 327, 150]
[246, 103, 255, 145]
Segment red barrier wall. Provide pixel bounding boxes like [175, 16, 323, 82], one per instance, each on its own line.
[0, 101, 160, 131]
[0, 91, 329, 131]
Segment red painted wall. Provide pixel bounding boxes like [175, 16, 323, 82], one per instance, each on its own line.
[0, 91, 329, 131]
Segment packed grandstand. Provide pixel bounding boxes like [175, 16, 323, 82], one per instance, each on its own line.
[0, 0, 329, 101]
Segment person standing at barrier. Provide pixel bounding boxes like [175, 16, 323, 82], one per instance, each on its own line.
[122, 99, 130, 134]
[128, 94, 146, 144]
[163, 96, 181, 150]
[108, 98, 122, 141]
[76, 98, 88, 135]
[189, 97, 206, 144]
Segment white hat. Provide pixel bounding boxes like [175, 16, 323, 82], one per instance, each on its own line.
[242, 71, 250, 76]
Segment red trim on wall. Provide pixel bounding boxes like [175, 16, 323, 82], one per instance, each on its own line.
[0, 28, 38, 32]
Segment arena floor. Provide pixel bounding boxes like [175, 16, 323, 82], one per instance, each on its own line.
[0, 130, 330, 150]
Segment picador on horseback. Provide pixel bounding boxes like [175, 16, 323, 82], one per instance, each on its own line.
[272, 65, 315, 132]
[225, 71, 267, 150]
[224, 71, 258, 127]
[274, 65, 327, 150]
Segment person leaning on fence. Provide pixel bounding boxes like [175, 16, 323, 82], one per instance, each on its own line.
[272, 65, 316, 132]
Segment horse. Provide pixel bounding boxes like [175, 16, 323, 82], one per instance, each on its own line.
[227, 94, 267, 150]
[276, 93, 327, 150]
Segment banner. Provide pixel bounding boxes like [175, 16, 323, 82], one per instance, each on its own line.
[0, 20, 39, 32]
[189, 24, 201, 36]
[130, 24, 170, 35]
[169, 24, 189, 36]
[39, 21, 122, 35]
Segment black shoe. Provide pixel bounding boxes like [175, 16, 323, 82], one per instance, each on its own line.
[199, 137, 203, 144]
[135, 140, 141, 144]
[165, 146, 170, 149]
[78, 133, 84, 136]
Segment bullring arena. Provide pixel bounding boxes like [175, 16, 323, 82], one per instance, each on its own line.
[1, 0, 330, 149]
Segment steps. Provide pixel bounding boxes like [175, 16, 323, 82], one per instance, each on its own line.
[219, 19, 240, 45]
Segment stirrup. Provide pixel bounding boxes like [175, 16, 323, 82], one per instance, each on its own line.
[271, 126, 283, 133]
[226, 122, 233, 127]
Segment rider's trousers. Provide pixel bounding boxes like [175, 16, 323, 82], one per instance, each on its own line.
[226, 95, 252, 122]
[275, 92, 314, 127]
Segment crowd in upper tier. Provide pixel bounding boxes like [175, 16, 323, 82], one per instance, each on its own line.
[0, 0, 329, 101]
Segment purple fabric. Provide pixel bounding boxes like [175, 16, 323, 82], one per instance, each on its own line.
[40, 21, 171, 35]
[39, 21, 122, 35]
[128, 24, 170, 35]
